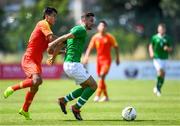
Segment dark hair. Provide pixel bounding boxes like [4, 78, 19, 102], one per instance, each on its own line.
[43, 7, 57, 19]
[81, 12, 95, 19]
[99, 20, 108, 27]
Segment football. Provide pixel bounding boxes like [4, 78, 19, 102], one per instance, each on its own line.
[122, 106, 137, 121]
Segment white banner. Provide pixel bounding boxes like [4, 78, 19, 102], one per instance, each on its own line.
[87, 60, 180, 80]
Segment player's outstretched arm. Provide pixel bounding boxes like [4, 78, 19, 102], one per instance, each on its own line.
[46, 33, 74, 65]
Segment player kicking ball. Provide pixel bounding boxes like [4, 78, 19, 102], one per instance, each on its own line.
[148, 23, 172, 96]
[3, 7, 58, 120]
[47, 12, 97, 120]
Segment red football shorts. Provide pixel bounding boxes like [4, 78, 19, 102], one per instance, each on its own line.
[21, 55, 42, 78]
[97, 60, 111, 76]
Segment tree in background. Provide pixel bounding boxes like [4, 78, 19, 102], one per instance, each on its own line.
[3, 0, 71, 53]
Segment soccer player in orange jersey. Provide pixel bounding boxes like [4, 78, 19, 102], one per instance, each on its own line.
[3, 7, 58, 120]
[84, 20, 120, 102]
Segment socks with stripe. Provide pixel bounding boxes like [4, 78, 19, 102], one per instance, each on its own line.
[156, 76, 164, 91]
[75, 87, 96, 109]
[11, 79, 33, 91]
[64, 88, 84, 103]
[23, 91, 36, 112]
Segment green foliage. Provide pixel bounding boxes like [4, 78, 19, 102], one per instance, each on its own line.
[111, 27, 148, 54]
[4, 0, 70, 52]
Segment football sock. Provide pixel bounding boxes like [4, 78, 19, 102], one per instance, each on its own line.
[23, 91, 36, 112]
[11, 79, 33, 91]
[96, 79, 103, 96]
[64, 88, 84, 103]
[100, 79, 108, 97]
[75, 87, 95, 109]
[156, 76, 164, 91]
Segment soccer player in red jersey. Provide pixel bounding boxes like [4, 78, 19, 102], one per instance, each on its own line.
[84, 20, 120, 102]
[3, 7, 58, 120]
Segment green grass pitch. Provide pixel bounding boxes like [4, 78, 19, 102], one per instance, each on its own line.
[0, 79, 180, 126]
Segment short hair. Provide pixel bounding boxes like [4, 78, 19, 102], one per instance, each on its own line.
[43, 7, 57, 19]
[158, 23, 166, 28]
[99, 20, 108, 27]
[81, 12, 95, 19]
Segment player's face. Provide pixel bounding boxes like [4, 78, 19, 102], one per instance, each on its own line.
[46, 12, 57, 25]
[157, 26, 166, 35]
[97, 23, 106, 33]
[85, 16, 94, 30]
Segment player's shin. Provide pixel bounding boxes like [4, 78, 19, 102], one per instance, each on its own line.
[156, 76, 164, 91]
[74, 87, 95, 109]
[22, 91, 36, 112]
[64, 88, 84, 103]
[11, 79, 33, 91]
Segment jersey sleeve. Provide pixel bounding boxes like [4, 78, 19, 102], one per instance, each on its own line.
[70, 26, 86, 38]
[39, 20, 53, 37]
[108, 33, 118, 47]
[150, 35, 155, 45]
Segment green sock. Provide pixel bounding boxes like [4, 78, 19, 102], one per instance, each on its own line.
[64, 88, 84, 103]
[75, 87, 95, 109]
[156, 76, 164, 91]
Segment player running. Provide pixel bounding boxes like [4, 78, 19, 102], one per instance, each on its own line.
[3, 7, 58, 120]
[47, 12, 97, 120]
[83, 20, 120, 102]
[148, 23, 172, 96]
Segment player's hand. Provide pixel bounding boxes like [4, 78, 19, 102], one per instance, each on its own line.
[163, 45, 169, 51]
[116, 58, 120, 66]
[46, 56, 55, 65]
[59, 49, 66, 55]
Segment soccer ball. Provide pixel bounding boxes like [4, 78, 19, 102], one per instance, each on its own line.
[122, 106, 137, 121]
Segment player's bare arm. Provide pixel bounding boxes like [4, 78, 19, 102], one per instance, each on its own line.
[164, 45, 173, 52]
[114, 46, 120, 65]
[148, 44, 154, 58]
[46, 33, 74, 65]
[83, 46, 93, 64]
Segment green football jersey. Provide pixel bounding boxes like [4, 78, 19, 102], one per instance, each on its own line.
[64, 25, 87, 62]
[151, 34, 172, 59]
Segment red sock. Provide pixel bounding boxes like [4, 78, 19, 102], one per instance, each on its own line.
[11, 79, 33, 91]
[23, 91, 36, 112]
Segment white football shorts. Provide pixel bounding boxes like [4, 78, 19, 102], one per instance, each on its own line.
[153, 59, 167, 72]
[63, 62, 90, 85]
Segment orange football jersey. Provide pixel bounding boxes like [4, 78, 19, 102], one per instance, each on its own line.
[88, 32, 118, 63]
[24, 19, 53, 64]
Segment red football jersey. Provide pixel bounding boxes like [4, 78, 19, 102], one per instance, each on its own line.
[88, 33, 118, 63]
[24, 19, 53, 64]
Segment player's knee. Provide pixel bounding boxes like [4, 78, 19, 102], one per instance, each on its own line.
[89, 80, 97, 90]
[159, 69, 165, 77]
[33, 77, 43, 86]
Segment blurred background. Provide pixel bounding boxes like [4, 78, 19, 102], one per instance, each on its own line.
[1, 0, 180, 62]
[0, 0, 180, 79]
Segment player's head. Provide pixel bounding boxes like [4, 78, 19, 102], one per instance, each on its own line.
[157, 23, 166, 35]
[81, 12, 95, 30]
[97, 20, 108, 33]
[43, 7, 57, 25]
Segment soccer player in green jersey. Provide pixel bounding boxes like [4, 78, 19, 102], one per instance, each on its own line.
[148, 23, 172, 96]
[47, 12, 97, 120]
